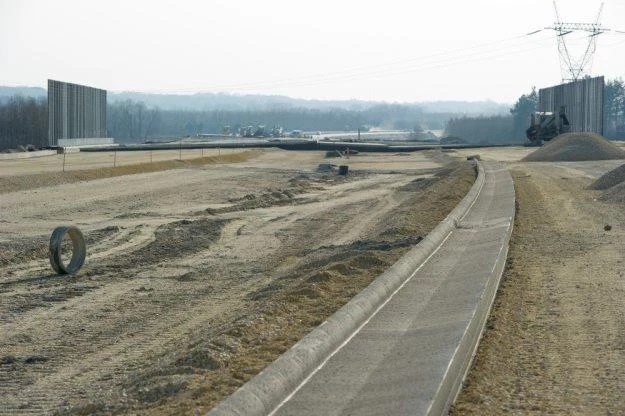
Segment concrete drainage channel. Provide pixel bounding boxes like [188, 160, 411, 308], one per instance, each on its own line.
[208, 161, 515, 416]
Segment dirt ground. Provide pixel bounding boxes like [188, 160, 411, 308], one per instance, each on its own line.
[0, 148, 230, 177]
[453, 158, 625, 414]
[0, 151, 258, 194]
[0, 148, 474, 415]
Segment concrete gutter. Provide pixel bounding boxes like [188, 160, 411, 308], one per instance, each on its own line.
[208, 162, 489, 416]
[427, 164, 514, 415]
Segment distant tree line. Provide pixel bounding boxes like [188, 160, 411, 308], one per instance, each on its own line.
[1, 79, 623, 150]
[0, 96, 47, 150]
[106, 101, 453, 143]
[444, 115, 516, 144]
[1, 98, 451, 148]
[604, 78, 625, 138]
[443, 89, 538, 145]
[444, 81, 625, 144]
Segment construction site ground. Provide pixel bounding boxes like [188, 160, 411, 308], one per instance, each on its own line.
[3, 144, 625, 415]
[450, 151, 625, 414]
[0, 148, 473, 415]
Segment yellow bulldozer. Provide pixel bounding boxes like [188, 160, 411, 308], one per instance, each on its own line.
[526, 106, 570, 145]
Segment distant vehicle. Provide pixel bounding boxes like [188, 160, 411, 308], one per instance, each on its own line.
[268, 125, 284, 137]
[526, 106, 570, 145]
[254, 125, 266, 137]
[240, 126, 255, 137]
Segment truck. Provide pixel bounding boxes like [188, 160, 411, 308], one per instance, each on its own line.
[526, 106, 570, 145]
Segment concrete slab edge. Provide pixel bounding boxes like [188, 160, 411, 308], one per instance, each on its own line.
[0, 150, 57, 160]
[207, 162, 487, 416]
[57, 146, 81, 154]
[427, 166, 515, 415]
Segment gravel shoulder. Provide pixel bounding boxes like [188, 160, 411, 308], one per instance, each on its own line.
[453, 161, 625, 415]
[0, 149, 474, 415]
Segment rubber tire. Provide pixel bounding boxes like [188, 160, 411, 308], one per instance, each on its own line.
[49, 225, 86, 275]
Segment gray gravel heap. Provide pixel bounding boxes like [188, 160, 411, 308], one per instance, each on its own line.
[600, 180, 625, 202]
[522, 133, 625, 162]
[589, 163, 625, 190]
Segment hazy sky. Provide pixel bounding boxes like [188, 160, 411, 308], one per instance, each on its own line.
[1, 0, 624, 103]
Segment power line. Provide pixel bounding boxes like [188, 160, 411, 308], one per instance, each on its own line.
[232, 35, 562, 91]
[542, 1, 620, 82]
[137, 31, 558, 94]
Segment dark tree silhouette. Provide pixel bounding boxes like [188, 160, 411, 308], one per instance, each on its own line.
[0, 96, 47, 150]
[604, 78, 625, 138]
[510, 87, 538, 140]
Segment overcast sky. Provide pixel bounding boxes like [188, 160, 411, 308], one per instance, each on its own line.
[1, 0, 624, 103]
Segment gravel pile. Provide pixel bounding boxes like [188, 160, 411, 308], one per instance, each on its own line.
[522, 133, 625, 162]
[591, 160, 625, 201]
[589, 163, 625, 190]
[600, 181, 625, 202]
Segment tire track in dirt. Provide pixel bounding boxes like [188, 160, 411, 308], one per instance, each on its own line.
[0, 173, 417, 415]
[1, 154, 465, 415]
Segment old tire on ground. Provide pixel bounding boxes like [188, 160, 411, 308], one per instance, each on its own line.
[49, 225, 86, 275]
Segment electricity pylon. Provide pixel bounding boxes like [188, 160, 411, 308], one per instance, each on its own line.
[546, 1, 608, 82]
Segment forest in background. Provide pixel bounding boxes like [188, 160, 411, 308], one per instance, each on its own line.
[0, 86, 510, 114]
[106, 102, 453, 142]
[0, 95, 478, 148]
[1, 80, 623, 150]
[445, 79, 625, 144]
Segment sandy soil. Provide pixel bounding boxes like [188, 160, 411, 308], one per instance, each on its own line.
[0, 152, 259, 195]
[0, 148, 232, 177]
[0, 148, 474, 415]
[453, 159, 625, 414]
[448, 146, 535, 162]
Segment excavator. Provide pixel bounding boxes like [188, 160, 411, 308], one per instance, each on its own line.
[526, 106, 570, 145]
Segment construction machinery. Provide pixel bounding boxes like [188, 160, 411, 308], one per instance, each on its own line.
[526, 106, 570, 145]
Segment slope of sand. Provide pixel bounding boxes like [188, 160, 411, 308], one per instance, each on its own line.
[522, 133, 625, 162]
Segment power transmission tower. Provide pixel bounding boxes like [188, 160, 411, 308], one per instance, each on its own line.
[546, 1, 610, 82]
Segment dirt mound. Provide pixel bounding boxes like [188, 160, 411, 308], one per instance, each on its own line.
[589, 163, 625, 190]
[522, 133, 625, 162]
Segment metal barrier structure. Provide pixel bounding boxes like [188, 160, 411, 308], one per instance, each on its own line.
[539, 76, 604, 135]
[48, 79, 109, 147]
